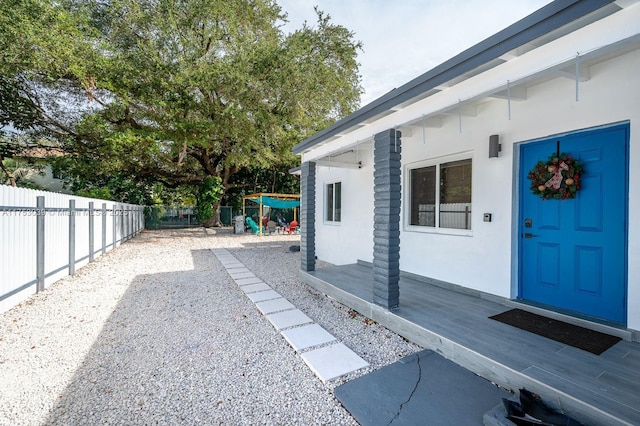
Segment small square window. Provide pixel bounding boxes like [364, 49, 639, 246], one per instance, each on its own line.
[325, 182, 341, 222]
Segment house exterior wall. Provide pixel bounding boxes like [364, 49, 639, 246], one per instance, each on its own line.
[309, 47, 640, 329]
[314, 160, 374, 266]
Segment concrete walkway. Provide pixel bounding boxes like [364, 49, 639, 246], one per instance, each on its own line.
[211, 248, 369, 382]
[335, 349, 511, 426]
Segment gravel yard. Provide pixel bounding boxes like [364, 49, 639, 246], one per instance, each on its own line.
[0, 228, 420, 425]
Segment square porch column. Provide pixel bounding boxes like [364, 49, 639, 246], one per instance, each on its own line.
[373, 129, 401, 310]
[300, 161, 316, 272]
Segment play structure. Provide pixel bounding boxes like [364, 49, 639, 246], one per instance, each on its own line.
[244, 216, 262, 234]
[242, 193, 300, 236]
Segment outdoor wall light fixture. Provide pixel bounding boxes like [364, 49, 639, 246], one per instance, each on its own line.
[489, 134, 501, 158]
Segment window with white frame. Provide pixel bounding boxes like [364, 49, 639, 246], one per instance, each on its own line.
[408, 157, 472, 230]
[325, 181, 342, 222]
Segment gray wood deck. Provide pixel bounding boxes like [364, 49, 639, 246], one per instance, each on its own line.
[303, 263, 640, 426]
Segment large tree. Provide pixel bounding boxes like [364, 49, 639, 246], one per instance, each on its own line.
[1, 0, 362, 225]
[0, 0, 98, 134]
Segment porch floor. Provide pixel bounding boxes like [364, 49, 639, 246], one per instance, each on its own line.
[302, 263, 640, 426]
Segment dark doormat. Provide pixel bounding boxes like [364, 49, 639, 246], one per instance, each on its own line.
[489, 309, 621, 355]
[334, 349, 510, 426]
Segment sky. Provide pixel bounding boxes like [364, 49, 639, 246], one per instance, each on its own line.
[277, 0, 553, 106]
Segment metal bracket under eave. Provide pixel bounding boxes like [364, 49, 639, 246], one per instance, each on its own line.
[316, 160, 362, 169]
[490, 85, 527, 101]
[557, 63, 590, 82]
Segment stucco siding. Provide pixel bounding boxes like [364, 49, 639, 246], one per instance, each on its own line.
[310, 47, 640, 328]
[400, 48, 638, 297]
[299, 2, 640, 329]
[314, 162, 374, 266]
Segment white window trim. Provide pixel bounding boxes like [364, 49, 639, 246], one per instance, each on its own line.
[404, 151, 473, 236]
[324, 180, 342, 225]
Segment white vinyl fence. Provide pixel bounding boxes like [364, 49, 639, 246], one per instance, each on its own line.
[0, 185, 145, 313]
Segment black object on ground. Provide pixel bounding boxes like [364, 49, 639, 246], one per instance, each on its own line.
[334, 349, 509, 426]
[503, 388, 584, 426]
[289, 245, 300, 252]
[489, 309, 620, 355]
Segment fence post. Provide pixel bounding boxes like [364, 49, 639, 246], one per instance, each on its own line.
[89, 202, 95, 262]
[120, 205, 125, 243]
[36, 196, 45, 293]
[102, 203, 107, 254]
[69, 200, 76, 275]
[113, 204, 117, 248]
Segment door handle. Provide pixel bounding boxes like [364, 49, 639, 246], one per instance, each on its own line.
[523, 233, 538, 238]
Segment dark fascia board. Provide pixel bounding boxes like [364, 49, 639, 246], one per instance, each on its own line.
[288, 166, 301, 175]
[293, 0, 615, 155]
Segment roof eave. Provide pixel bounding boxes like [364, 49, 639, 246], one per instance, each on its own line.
[292, 0, 615, 155]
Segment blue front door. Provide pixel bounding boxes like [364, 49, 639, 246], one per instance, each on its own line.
[519, 124, 628, 324]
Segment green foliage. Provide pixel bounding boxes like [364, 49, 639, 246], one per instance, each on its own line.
[197, 176, 224, 223]
[0, 0, 362, 211]
[0, 0, 98, 134]
[223, 164, 300, 211]
[0, 134, 45, 187]
[76, 187, 113, 200]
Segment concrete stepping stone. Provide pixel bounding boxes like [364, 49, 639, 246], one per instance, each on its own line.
[221, 262, 244, 269]
[255, 298, 295, 315]
[235, 276, 263, 286]
[240, 282, 271, 293]
[224, 267, 250, 273]
[266, 309, 313, 330]
[301, 343, 369, 383]
[247, 290, 282, 303]
[281, 324, 337, 352]
[211, 247, 369, 384]
[229, 271, 255, 280]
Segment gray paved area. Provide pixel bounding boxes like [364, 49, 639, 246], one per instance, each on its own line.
[335, 349, 511, 426]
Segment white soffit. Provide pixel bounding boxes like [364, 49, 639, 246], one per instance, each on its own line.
[301, 3, 640, 162]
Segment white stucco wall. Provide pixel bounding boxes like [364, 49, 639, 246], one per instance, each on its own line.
[308, 47, 640, 329]
[314, 160, 374, 265]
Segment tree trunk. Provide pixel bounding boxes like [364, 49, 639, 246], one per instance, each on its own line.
[0, 156, 17, 187]
[272, 170, 276, 193]
[203, 200, 221, 228]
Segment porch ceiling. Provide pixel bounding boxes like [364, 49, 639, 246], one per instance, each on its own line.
[315, 143, 373, 169]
